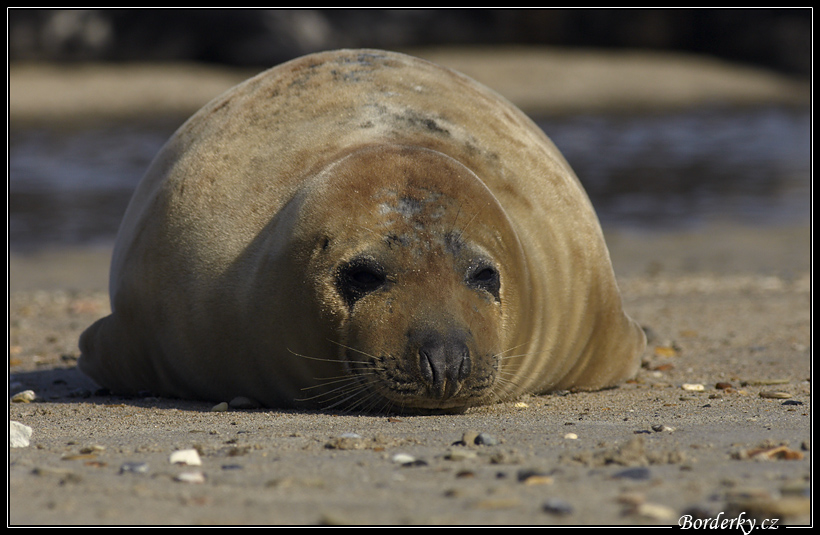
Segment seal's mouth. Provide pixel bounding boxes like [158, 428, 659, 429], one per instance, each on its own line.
[340, 342, 497, 414]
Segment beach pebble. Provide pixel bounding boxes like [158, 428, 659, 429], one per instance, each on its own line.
[616, 491, 646, 506]
[392, 453, 417, 465]
[653, 346, 678, 358]
[11, 389, 37, 403]
[634, 502, 675, 520]
[475, 432, 499, 446]
[445, 448, 477, 461]
[210, 401, 229, 412]
[119, 462, 149, 474]
[221, 464, 243, 470]
[736, 444, 804, 461]
[170, 448, 202, 466]
[564, 432, 578, 440]
[651, 424, 675, 432]
[542, 498, 574, 516]
[681, 383, 704, 391]
[9, 421, 33, 448]
[174, 471, 206, 484]
[744, 378, 789, 386]
[759, 390, 792, 399]
[613, 467, 652, 481]
[522, 474, 554, 486]
[517, 469, 553, 485]
[459, 430, 480, 446]
[324, 434, 365, 450]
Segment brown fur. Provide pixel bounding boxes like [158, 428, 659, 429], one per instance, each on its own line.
[79, 49, 645, 412]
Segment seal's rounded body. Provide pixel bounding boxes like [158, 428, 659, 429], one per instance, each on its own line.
[79, 49, 645, 412]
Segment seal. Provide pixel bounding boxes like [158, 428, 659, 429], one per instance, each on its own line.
[78, 49, 646, 413]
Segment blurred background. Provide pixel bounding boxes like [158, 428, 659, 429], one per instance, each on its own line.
[8, 8, 812, 251]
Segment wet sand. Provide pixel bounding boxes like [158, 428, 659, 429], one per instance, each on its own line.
[8, 47, 811, 526]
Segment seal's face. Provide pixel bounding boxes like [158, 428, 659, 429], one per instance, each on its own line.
[294, 145, 525, 413]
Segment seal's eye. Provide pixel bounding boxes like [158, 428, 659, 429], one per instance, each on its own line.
[466, 263, 500, 301]
[336, 258, 387, 307]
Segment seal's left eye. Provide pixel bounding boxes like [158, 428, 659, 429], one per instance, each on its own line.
[466, 263, 500, 300]
[336, 259, 387, 307]
[348, 267, 384, 288]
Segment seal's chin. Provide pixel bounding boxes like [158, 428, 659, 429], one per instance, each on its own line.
[357, 383, 483, 414]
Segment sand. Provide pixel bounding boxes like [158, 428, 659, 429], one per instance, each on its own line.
[8, 46, 811, 526]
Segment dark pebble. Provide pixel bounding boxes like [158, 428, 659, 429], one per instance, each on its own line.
[613, 467, 651, 481]
[400, 459, 429, 467]
[221, 464, 244, 470]
[119, 462, 149, 474]
[542, 498, 574, 516]
[475, 432, 499, 446]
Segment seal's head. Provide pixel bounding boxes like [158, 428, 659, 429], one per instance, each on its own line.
[287, 144, 529, 412]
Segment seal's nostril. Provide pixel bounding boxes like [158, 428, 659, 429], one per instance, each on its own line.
[416, 333, 471, 399]
[457, 347, 472, 382]
[418, 347, 437, 386]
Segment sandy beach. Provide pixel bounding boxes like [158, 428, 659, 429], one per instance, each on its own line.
[8, 47, 811, 526]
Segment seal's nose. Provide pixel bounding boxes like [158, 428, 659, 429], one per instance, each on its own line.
[416, 331, 472, 400]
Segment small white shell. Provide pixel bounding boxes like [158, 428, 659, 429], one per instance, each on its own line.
[170, 448, 202, 466]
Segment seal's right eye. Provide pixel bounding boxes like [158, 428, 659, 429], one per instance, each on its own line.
[336, 258, 387, 307]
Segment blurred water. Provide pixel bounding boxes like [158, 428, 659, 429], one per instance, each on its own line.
[8, 106, 810, 250]
[540, 106, 810, 230]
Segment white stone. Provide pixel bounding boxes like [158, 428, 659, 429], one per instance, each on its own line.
[636, 502, 675, 520]
[11, 390, 36, 403]
[10, 421, 33, 448]
[392, 453, 416, 464]
[170, 448, 202, 466]
[174, 471, 206, 483]
[210, 401, 229, 412]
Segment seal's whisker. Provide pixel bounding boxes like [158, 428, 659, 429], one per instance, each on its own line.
[286, 348, 346, 364]
[491, 372, 523, 391]
[287, 348, 377, 377]
[299, 367, 381, 394]
[354, 223, 380, 238]
[296, 378, 371, 405]
[295, 384, 357, 403]
[318, 383, 378, 412]
[455, 210, 481, 242]
[497, 352, 533, 363]
[327, 339, 381, 360]
[492, 367, 529, 391]
[299, 374, 371, 391]
[495, 342, 529, 357]
[448, 202, 464, 236]
[360, 388, 396, 414]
